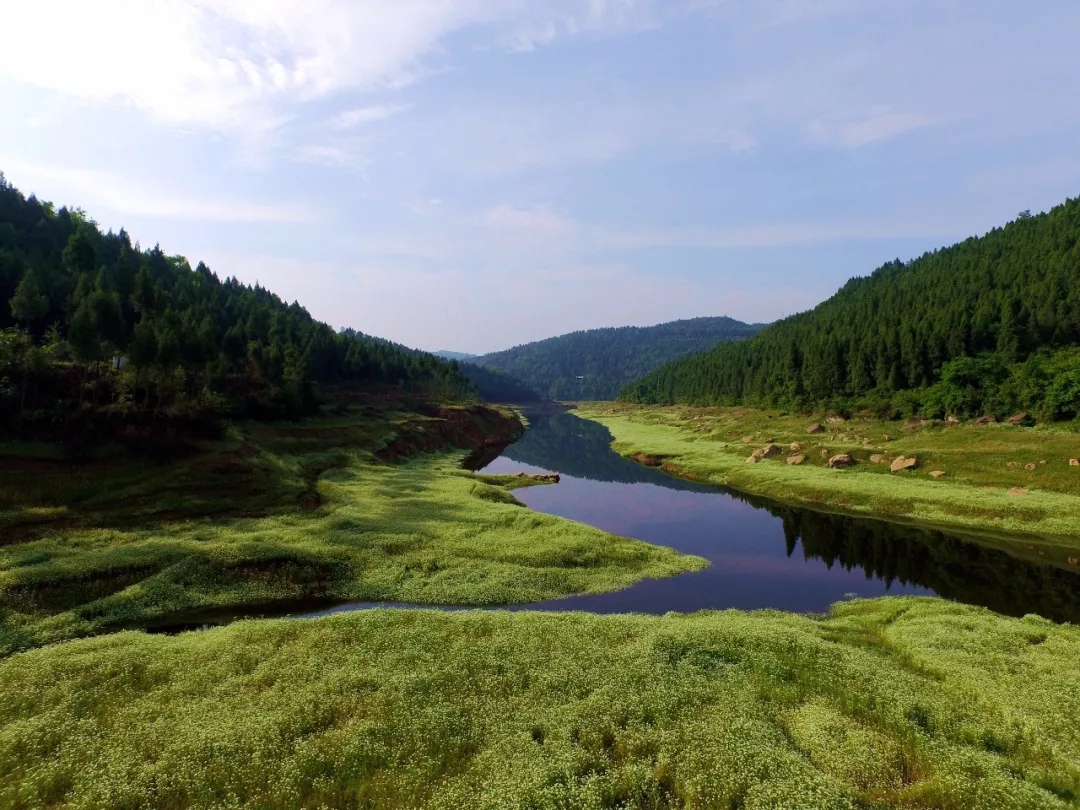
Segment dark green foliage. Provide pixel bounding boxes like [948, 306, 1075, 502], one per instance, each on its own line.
[622, 199, 1080, 419]
[458, 362, 541, 402]
[0, 173, 475, 431]
[475, 317, 764, 400]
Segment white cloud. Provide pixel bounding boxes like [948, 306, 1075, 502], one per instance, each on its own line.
[0, 1, 661, 133]
[483, 205, 578, 234]
[2, 161, 314, 224]
[809, 107, 928, 147]
[330, 104, 411, 129]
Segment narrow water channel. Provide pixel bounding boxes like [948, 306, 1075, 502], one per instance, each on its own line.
[308, 412, 1080, 623]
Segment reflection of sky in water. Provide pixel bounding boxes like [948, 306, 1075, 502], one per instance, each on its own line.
[482, 455, 932, 614]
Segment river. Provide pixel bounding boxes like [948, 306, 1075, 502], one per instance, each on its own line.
[306, 412, 1080, 623]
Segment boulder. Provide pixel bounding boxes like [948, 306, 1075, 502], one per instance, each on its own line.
[806, 423, 824, 434]
[828, 453, 854, 469]
[742, 435, 756, 444]
[764, 436, 775, 443]
[945, 414, 961, 424]
[787, 454, 806, 466]
[974, 415, 998, 425]
[1071, 459, 1080, 467]
[1008, 487, 1029, 496]
[1007, 412, 1031, 426]
[790, 442, 803, 452]
[890, 456, 918, 472]
[745, 455, 760, 464]
[870, 454, 887, 464]
[820, 449, 830, 458]
[929, 470, 946, 479]
[825, 415, 847, 424]
[754, 444, 782, 460]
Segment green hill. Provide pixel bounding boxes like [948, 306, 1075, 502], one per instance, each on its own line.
[621, 200, 1080, 421]
[473, 316, 764, 400]
[0, 173, 475, 434]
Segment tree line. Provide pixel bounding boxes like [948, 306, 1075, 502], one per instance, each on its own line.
[621, 200, 1080, 421]
[0, 173, 475, 433]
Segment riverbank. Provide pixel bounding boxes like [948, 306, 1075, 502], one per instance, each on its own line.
[2, 597, 1076, 810]
[576, 403, 1080, 558]
[0, 400, 703, 654]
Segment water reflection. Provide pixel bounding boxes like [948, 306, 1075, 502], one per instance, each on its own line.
[479, 413, 1080, 622]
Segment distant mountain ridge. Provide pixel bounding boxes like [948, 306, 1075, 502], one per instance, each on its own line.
[472, 316, 765, 400]
[620, 198, 1080, 421]
[433, 350, 476, 361]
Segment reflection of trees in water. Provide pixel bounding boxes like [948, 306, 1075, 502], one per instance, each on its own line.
[499, 414, 1080, 623]
[498, 414, 715, 492]
[773, 508, 1080, 623]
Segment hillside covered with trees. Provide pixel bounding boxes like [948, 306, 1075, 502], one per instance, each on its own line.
[0, 174, 475, 436]
[474, 317, 764, 400]
[621, 200, 1080, 421]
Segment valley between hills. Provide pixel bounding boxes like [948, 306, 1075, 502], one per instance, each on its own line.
[3, 178, 1080, 808]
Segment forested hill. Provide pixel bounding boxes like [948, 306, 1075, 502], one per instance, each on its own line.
[621, 199, 1080, 421]
[0, 173, 475, 433]
[473, 317, 764, 400]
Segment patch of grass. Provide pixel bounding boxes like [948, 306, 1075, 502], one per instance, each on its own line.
[576, 403, 1080, 555]
[0, 405, 704, 655]
[0, 598, 1076, 809]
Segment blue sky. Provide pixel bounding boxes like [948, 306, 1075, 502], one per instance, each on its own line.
[2, 1, 1079, 354]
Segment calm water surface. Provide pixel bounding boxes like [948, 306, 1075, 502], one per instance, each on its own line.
[306, 413, 1080, 622]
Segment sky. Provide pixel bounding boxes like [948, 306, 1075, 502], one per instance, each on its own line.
[2, 1, 1079, 355]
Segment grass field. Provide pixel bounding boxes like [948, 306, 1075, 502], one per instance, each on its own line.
[1, 598, 1077, 810]
[576, 403, 1080, 558]
[0, 403, 703, 655]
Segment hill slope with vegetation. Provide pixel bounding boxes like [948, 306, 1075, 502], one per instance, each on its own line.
[474, 316, 764, 400]
[621, 200, 1080, 420]
[0, 173, 475, 436]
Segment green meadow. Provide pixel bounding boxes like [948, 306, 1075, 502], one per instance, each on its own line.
[2, 599, 1077, 810]
[0, 405, 703, 655]
[577, 403, 1080, 556]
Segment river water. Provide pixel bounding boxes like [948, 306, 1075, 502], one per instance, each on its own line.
[305, 412, 1080, 623]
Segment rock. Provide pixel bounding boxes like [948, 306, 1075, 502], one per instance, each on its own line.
[882, 434, 892, 442]
[870, 454, 887, 464]
[764, 436, 775, 443]
[1008, 487, 1029, 496]
[828, 453, 854, 469]
[790, 442, 803, 452]
[1008, 412, 1031, 426]
[946, 414, 961, 424]
[929, 470, 946, 479]
[742, 435, 756, 444]
[787, 454, 806, 466]
[890, 456, 919, 472]
[863, 438, 874, 447]
[1006, 461, 1019, 468]
[1025, 463, 1037, 472]
[974, 415, 998, 425]
[826, 415, 847, 424]
[1069, 557, 1078, 566]
[745, 455, 759, 464]
[820, 449, 830, 458]
[806, 423, 824, 434]
[755, 444, 782, 459]
[1071, 459, 1080, 467]
[1039, 460, 1047, 465]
